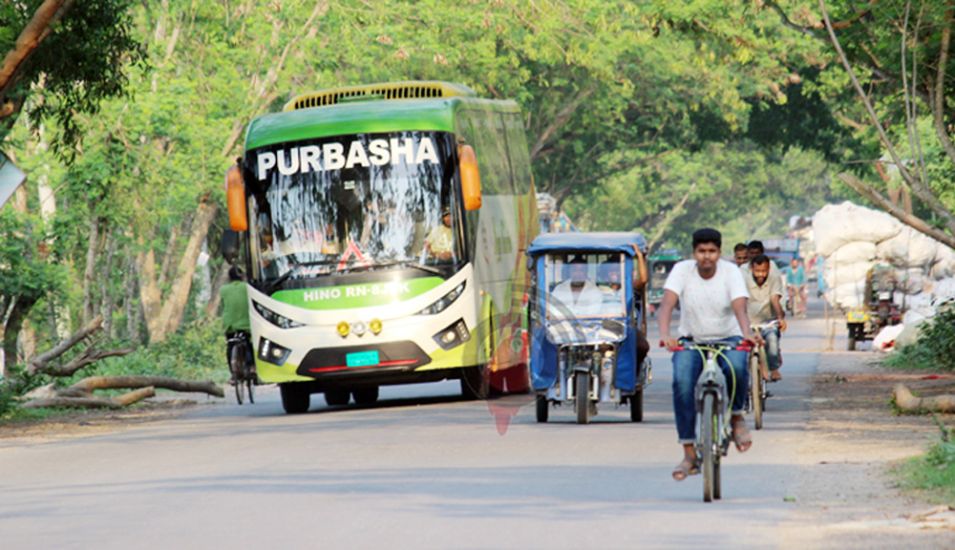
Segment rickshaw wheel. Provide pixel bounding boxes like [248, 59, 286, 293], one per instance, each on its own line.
[575, 372, 591, 425]
[535, 395, 549, 423]
[629, 390, 644, 422]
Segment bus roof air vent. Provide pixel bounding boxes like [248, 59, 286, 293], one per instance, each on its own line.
[283, 81, 477, 111]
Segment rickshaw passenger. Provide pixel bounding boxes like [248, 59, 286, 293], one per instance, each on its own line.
[551, 257, 603, 317]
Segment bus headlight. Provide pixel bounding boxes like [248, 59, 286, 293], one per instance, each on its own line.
[417, 282, 466, 315]
[253, 301, 305, 329]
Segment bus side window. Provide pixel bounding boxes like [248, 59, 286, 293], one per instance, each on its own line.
[461, 109, 511, 195]
[502, 112, 532, 195]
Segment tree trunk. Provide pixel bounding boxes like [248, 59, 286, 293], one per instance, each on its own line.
[124, 255, 140, 342]
[893, 383, 955, 414]
[67, 375, 223, 397]
[23, 387, 155, 409]
[149, 195, 218, 342]
[3, 296, 39, 371]
[194, 239, 212, 312]
[0, 0, 74, 102]
[100, 229, 117, 337]
[17, 319, 36, 365]
[136, 247, 163, 340]
[205, 262, 231, 318]
[82, 215, 100, 325]
[157, 221, 181, 290]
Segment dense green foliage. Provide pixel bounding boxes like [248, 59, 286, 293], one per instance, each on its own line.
[0, 1, 952, 394]
[886, 305, 955, 371]
[0, 0, 145, 154]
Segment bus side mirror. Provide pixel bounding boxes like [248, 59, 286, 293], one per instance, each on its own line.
[458, 144, 482, 211]
[226, 164, 248, 231]
[221, 230, 240, 264]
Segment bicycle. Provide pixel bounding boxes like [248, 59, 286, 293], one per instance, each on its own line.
[748, 320, 780, 430]
[228, 332, 256, 405]
[674, 338, 752, 502]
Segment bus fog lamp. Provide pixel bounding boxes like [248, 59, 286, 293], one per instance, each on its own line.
[351, 321, 367, 337]
[433, 319, 469, 350]
[258, 338, 290, 366]
[369, 318, 383, 335]
[336, 321, 350, 337]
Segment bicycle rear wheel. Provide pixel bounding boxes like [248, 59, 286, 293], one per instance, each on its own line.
[230, 345, 245, 405]
[702, 392, 716, 502]
[750, 352, 763, 430]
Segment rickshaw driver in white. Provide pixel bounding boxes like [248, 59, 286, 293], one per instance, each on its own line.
[550, 258, 604, 318]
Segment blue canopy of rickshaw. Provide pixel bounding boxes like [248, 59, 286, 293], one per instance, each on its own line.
[527, 232, 648, 257]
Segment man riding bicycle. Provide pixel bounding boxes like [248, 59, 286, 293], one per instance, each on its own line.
[784, 258, 807, 318]
[220, 266, 251, 383]
[745, 254, 787, 381]
[658, 228, 761, 481]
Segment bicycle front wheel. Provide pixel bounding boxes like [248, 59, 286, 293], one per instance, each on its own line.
[702, 392, 716, 502]
[750, 352, 763, 430]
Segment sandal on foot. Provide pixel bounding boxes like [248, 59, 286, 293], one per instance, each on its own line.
[672, 458, 699, 481]
[732, 422, 753, 453]
[770, 370, 782, 382]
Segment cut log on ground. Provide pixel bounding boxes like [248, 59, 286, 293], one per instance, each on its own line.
[893, 383, 955, 414]
[22, 387, 156, 409]
[65, 376, 224, 398]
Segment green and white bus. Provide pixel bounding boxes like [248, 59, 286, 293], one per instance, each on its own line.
[224, 81, 538, 413]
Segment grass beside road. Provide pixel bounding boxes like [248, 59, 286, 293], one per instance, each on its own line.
[894, 419, 955, 506]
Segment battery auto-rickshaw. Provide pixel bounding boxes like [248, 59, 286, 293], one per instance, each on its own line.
[527, 232, 652, 424]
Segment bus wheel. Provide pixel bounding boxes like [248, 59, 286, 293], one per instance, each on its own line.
[503, 364, 531, 394]
[280, 384, 310, 414]
[324, 389, 350, 406]
[352, 386, 379, 405]
[461, 365, 489, 400]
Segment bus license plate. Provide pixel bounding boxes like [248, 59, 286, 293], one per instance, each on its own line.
[346, 351, 379, 367]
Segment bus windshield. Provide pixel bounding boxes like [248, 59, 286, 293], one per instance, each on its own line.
[245, 131, 460, 288]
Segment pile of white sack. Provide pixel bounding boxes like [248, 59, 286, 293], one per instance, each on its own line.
[813, 202, 955, 344]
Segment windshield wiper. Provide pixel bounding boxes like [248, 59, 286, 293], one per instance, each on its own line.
[341, 260, 445, 276]
[266, 260, 338, 293]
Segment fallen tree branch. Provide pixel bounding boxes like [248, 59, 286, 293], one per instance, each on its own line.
[40, 346, 135, 378]
[27, 315, 102, 374]
[22, 387, 155, 409]
[893, 383, 955, 414]
[838, 173, 955, 249]
[65, 376, 224, 398]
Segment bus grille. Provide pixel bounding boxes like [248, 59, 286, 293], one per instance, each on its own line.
[284, 81, 475, 111]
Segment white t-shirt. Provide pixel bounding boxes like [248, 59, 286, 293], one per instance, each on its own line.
[550, 280, 604, 318]
[664, 259, 749, 340]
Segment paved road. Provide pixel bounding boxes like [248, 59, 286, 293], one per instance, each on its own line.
[0, 311, 829, 549]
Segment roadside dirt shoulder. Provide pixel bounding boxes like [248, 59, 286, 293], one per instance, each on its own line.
[783, 351, 955, 548]
[0, 398, 210, 446]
